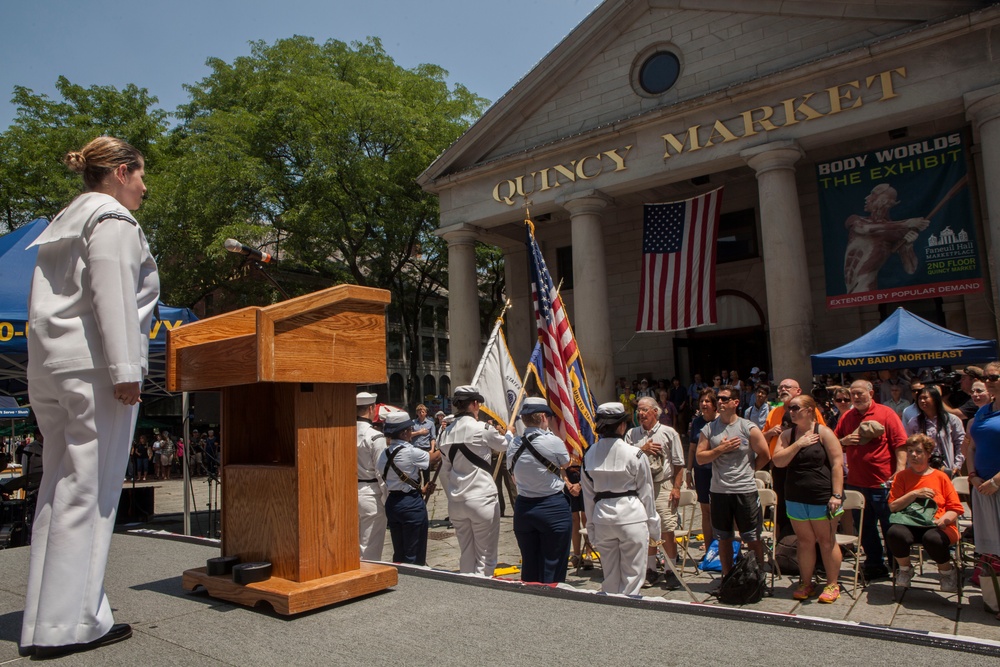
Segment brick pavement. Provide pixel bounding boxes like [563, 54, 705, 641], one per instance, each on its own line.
[129, 475, 1000, 643]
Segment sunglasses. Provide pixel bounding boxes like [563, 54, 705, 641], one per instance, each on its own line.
[717, 396, 735, 402]
[985, 374, 1000, 382]
[786, 405, 804, 413]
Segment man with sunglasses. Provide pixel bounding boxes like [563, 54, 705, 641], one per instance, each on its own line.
[695, 387, 770, 576]
[834, 380, 908, 581]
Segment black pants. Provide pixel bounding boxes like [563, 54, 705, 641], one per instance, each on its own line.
[886, 523, 952, 564]
[386, 490, 429, 565]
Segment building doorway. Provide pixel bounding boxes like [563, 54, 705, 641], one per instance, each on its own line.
[673, 291, 770, 384]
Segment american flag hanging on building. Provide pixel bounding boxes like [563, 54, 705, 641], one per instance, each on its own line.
[636, 187, 724, 332]
[525, 221, 596, 458]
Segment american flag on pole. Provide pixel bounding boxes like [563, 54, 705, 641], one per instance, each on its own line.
[526, 222, 596, 458]
[636, 187, 724, 332]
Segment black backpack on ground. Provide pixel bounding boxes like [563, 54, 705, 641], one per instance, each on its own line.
[717, 551, 766, 605]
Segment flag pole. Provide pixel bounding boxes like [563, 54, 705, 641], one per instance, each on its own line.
[471, 299, 512, 386]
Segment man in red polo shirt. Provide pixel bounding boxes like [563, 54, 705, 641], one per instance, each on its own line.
[834, 379, 907, 581]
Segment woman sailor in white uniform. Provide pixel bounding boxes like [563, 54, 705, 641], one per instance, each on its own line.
[581, 402, 660, 596]
[21, 136, 159, 659]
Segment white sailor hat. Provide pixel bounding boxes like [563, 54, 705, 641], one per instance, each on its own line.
[356, 391, 378, 407]
[383, 411, 414, 436]
[595, 402, 628, 427]
[520, 397, 553, 416]
[453, 385, 485, 402]
[435, 410, 446, 418]
[442, 414, 455, 425]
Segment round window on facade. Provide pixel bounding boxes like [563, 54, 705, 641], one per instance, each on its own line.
[638, 51, 680, 95]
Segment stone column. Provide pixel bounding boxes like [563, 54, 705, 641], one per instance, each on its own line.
[442, 226, 481, 386]
[560, 191, 615, 402]
[741, 141, 815, 386]
[502, 246, 532, 369]
[965, 85, 1000, 341]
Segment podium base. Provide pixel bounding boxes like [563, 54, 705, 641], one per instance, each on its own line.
[182, 561, 397, 615]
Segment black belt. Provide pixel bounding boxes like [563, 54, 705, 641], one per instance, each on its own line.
[593, 490, 639, 502]
[388, 489, 420, 496]
[358, 478, 377, 483]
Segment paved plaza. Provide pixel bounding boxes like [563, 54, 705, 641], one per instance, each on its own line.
[127, 474, 1000, 646]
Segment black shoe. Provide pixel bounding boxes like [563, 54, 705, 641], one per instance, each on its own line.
[864, 566, 891, 582]
[18, 645, 34, 657]
[661, 571, 680, 590]
[34, 623, 132, 659]
[643, 569, 661, 588]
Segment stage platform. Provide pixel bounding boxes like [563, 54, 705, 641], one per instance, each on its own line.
[0, 531, 998, 665]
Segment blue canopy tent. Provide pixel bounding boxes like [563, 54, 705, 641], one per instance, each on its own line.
[0, 218, 197, 397]
[811, 307, 998, 375]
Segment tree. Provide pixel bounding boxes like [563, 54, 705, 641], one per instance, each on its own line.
[143, 36, 488, 406]
[0, 77, 168, 232]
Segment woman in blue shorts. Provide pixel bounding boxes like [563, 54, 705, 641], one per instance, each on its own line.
[772, 394, 845, 603]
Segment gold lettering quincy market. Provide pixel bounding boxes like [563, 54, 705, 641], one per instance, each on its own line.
[662, 67, 906, 158]
[492, 146, 632, 206]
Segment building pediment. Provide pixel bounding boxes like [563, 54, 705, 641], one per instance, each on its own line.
[419, 0, 989, 192]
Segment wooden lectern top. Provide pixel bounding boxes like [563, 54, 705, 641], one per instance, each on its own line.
[166, 284, 390, 392]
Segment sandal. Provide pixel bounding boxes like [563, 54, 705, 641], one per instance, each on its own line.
[569, 554, 582, 568]
[818, 584, 840, 603]
[792, 581, 817, 600]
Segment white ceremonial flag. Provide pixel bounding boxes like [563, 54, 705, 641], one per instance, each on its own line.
[473, 321, 523, 432]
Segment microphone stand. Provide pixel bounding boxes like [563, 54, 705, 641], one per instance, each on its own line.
[249, 260, 291, 300]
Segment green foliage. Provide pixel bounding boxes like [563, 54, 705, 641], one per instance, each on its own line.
[144, 35, 487, 316]
[0, 77, 168, 231]
[0, 37, 506, 407]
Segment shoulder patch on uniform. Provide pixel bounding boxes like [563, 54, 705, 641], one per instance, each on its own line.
[635, 449, 644, 459]
[372, 432, 385, 441]
[96, 211, 137, 226]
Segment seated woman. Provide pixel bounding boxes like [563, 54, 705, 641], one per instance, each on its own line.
[772, 395, 844, 603]
[905, 385, 965, 478]
[887, 434, 965, 592]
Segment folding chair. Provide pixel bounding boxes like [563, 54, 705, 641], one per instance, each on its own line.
[758, 487, 781, 586]
[835, 490, 865, 599]
[951, 475, 973, 565]
[891, 539, 964, 606]
[754, 478, 766, 490]
[754, 470, 772, 489]
[672, 488, 699, 575]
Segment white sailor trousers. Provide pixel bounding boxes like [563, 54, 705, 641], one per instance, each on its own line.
[358, 483, 387, 560]
[448, 494, 500, 576]
[22, 369, 136, 648]
[591, 521, 649, 596]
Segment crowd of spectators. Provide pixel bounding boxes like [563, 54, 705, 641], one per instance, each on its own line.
[125, 428, 218, 482]
[354, 362, 998, 615]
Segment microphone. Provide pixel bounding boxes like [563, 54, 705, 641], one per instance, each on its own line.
[224, 238, 275, 264]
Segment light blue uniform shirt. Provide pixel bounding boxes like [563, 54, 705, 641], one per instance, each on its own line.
[507, 427, 569, 498]
[377, 441, 430, 492]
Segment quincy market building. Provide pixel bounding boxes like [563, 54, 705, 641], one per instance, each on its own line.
[418, 0, 1000, 402]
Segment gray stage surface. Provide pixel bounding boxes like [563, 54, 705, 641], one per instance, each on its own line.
[0, 533, 998, 665]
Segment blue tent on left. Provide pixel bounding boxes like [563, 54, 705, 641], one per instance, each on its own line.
[0, 218, 198, 397]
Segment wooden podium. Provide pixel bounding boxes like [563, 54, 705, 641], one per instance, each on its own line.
[166, 284, 397, 614]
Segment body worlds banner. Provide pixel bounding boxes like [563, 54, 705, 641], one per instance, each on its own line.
[816, 132, 982, 309]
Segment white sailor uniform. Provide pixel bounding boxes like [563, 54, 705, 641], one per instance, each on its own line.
[357, 417, 388, 560]
[581, 436, 660, 596]
[507, 426, 571, 583]
[437, 413, 509, 576]
[23, 192, 159, 648]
